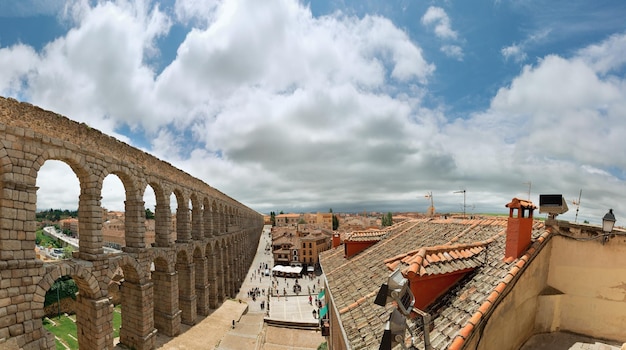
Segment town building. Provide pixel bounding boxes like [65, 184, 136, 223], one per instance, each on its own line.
[319, 198, 626, 350]
[271, 225, 333, 271]
[275, 213, 302, 227]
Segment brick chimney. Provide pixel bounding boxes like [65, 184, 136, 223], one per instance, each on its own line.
[504, 198, 536, 260]
[332, 233, 341, 248]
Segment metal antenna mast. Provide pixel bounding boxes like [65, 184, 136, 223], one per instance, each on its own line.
[572, 189, 582, 223]
[522, 181, 532, 201]
[453, 189, 466, 219]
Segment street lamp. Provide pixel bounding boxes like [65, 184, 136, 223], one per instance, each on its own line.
[602, 209, 616, 243]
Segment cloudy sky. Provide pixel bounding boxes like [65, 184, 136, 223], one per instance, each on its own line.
[1, 0, 625, 224]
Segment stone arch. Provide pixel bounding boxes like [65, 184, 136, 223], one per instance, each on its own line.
[107, 254, 145, 284]
[34, 261, 102, 308]
[34, 261, 111, 350]
[0, 98, 264, 349]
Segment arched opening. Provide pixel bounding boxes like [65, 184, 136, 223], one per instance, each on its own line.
[101, 174, 126, 250]
[36, 263, 110, 350]
[170, 192, 180, 242]
[35, 160, 80, 261]
[143, 185, 157, 247]
[190, 194, 202, 241]
[42, 275, 80, 349]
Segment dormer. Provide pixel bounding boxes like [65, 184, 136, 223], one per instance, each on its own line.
[343, 230, 388, 258]
[385, 244, 487, 310]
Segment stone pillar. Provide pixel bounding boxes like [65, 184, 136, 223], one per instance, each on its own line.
[225, 244, 234, 298]
[191, 204, 203, 241]
[216, 248, 226, 303]
[207, 252, 219, 309]
[78, 188, 104, 259]
[204, 206, 213, 239]
[0, 180, 37, 260]
[176, 204, 191, 243]
[152, 270, 181, 337]
[176, 263, 197, 325]
[119, 281, 157, 350]
[194, 257, 210, 315]
[75, 294, 113, 350]
[154, 202, 173, 247]
[214, 208, 222, 236]
[124, 199, 147, 249]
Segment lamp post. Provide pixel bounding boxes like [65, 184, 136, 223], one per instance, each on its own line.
[602, 209, 616, 244]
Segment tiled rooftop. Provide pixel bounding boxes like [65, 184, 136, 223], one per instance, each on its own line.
[320, 217, 549, 350]
[345, 229, 389, 242]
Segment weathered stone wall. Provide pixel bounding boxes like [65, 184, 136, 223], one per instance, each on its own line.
[0, 97, 264, 349]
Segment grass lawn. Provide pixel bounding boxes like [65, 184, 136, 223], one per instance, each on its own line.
[43, 305, 122, 349]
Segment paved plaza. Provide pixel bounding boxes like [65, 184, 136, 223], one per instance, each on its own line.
[151, 226, 325, 349]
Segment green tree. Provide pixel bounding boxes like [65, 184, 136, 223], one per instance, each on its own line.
[270, 211, 276, 226]
[381, 212, 393, 227]
[145, 208, 155, 219]
[330, 208, 339, 230]
[45, 276, 78, 307]
[62, 246, 74, 259]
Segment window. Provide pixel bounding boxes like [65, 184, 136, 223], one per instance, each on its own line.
[309, 242, 312, 248]
[309, 250, 312, 256]
[302, 243, 306, 248]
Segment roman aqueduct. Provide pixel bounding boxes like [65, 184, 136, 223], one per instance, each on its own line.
[0, 97, 264, 349]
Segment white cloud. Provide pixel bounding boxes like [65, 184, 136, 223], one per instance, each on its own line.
[577, 32, 626, 75]
[3, 0, 625, 224]
[421, 6, 458, 40]
[501, 28, 550, 63]
[501, 44, 527, 63]
[441, 45, 463, 61]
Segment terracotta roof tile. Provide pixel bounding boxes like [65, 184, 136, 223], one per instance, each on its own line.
[320, 217, 550, 350]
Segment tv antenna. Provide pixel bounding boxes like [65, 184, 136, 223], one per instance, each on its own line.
[424, 192, 435, 217]
[453, 189, 466, 219]
[572, 189, 582, 223]
[522, 181, 532, 201]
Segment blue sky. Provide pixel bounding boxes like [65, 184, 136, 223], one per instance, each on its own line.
[1, 0, 625, 224]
